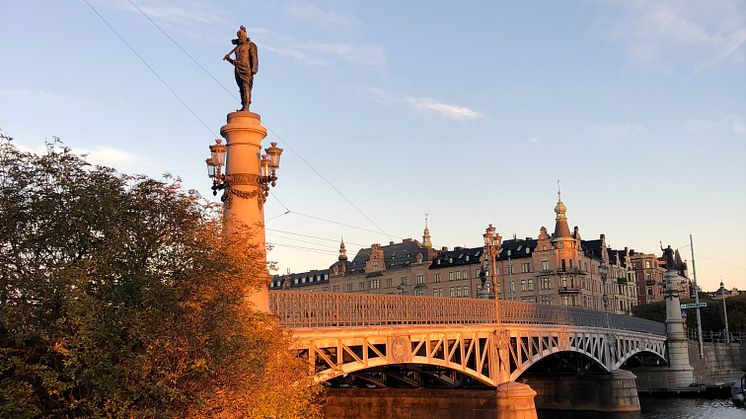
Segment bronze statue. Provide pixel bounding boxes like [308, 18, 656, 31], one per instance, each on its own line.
[660, 243, 676, 271]
[224, 25, 258, 111]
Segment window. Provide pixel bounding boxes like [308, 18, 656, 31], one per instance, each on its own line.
[569, 259, 573, 269]
[561, 276, 567, 287]
[528, 278, 534, 291]
[449, 272, 454, 281]
[449, 286, 456, 297]
[562, 295, 569, 306]
[526, 248, 530, 254]
[542, 260, 550, 271]
[463, 285, 469, 297]
[507, 265, 514, 275]
[346, 284, 353, 292]
[521, 263, 530, 273]
[540, 277, 551, 290]
[373, 261, 378, 272]
[455, 271, 461, 280]
[433, 273, 441, 283]
[541, 296, 552, 305]
[332, 286, 340, 293]
[416, 274, 425, 284]
[415, 289, 424, 296]
[456, 287, 462, 297]
[401, 276, 408, 285]
[386, 278, 393, 288]
[645, 260, 651, 269]
[462, 270, 468, 279]
[558, 242, 564, 249]
[647, 287, 653, 296]
[433, 288, 439, 296]
[520, 279, 527, 291]
[359, 282, 365, 290]
[370, 280, 380, 289]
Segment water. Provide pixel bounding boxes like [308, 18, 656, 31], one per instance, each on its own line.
[538, 397, 744, 419]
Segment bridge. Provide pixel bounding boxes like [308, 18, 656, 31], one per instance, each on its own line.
[269, 292, 667, 389]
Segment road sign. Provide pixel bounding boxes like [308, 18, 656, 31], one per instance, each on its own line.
[681, 310, 687, 318]
[681, 302, 707, 309]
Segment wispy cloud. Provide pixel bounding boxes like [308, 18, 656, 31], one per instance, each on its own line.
[595, 0, 746, 72]
[403, 96, 483, 120]
[683, 114, 746, 136]
[349, 86, 482, 121]
[13, 142, 145, 169]
[251, 28, 386, 68]
[109, 0, 225, 25]
[285, 3, 361, 28]
[584, 122, 647, 143]
[0, 88, 74, 103]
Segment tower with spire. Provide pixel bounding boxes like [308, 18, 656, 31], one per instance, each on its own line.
[422, 214, 432, 249]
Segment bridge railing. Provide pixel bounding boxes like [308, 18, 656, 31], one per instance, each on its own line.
[269, 291, 494, 327]
[269, 291, 665, 335]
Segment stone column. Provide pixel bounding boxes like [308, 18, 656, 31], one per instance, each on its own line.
[220, 111, 271, 312]
[663, 269, 695, 387]
[496, 382, 538, 419]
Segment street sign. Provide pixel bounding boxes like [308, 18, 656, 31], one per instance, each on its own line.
[681, 302, 707, 309]
[681, 310, 687, 318]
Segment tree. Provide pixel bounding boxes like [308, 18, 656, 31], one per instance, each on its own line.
[632, 292, 746, 333]
[0, 133, 321, 417]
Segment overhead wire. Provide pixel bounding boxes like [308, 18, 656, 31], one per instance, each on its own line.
[267, 228, 368, 247]
[83, 0, 216, 138]
[122, 0, 393, 240]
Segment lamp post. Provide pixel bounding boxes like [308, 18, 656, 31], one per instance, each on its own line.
[721, 281, 730, 343]
[483, 224, 502, 323]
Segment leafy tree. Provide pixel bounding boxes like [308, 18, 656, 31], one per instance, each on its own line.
[632, 292, 746, 333]
[0, 133, 320, 418]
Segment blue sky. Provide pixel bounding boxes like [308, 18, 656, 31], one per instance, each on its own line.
[1, 0, 745, 292]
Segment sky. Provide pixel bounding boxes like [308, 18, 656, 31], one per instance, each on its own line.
[1, 0, 745, 292]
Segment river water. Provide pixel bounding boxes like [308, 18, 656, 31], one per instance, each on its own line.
[539, 397, 744, 419]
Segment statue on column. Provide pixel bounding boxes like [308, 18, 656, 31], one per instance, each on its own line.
[224, 25, 258, 111]
[660, 243, 676, 271]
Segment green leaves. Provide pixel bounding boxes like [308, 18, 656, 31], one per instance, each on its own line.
[0, 134, 319, 417]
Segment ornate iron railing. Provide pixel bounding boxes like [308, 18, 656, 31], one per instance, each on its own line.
[269, 291, 665, 335]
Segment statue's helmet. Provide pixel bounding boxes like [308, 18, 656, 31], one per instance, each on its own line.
[237, 25, 247, 41]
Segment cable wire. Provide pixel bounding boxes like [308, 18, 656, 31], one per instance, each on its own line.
[122, 1, 392, 240]
[83, 0, 216, 137]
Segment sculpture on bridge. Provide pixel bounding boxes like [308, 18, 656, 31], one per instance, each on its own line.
[660, 243, 676, 271]
[223, 25, 259, 111]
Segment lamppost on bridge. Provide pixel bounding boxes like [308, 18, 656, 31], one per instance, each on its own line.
[483, 224, 502, 323]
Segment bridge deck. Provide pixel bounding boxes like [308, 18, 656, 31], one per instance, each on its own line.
[269, 291, 664, 335]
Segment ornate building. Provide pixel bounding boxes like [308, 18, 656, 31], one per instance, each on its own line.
[271, 193, 644, 314]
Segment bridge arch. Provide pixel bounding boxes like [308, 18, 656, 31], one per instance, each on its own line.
[303, 329, 499, 387]
[318, 360, 496, 387]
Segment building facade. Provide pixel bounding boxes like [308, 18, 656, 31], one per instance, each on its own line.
[272, 194, 657, 315]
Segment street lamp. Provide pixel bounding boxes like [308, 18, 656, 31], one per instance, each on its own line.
[206, 139, 228, 196]
[483, 224, 502, 322]
[205, 139, 283, 202]
[599, 261, 609, 312]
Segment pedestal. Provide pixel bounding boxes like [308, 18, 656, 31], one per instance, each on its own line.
[663, 270, 694, 387]
[496, 382, 537, 419]
[220, 111, 271, 312]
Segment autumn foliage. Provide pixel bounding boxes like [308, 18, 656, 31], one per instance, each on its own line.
[0, 134, 320, 417]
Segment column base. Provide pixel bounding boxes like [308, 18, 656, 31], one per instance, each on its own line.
[496, 382, 538, 419]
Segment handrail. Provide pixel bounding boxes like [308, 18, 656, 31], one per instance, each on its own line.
[269, 291, 665, 335]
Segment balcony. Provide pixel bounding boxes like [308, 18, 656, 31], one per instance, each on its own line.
[558, 286, 581, 294]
